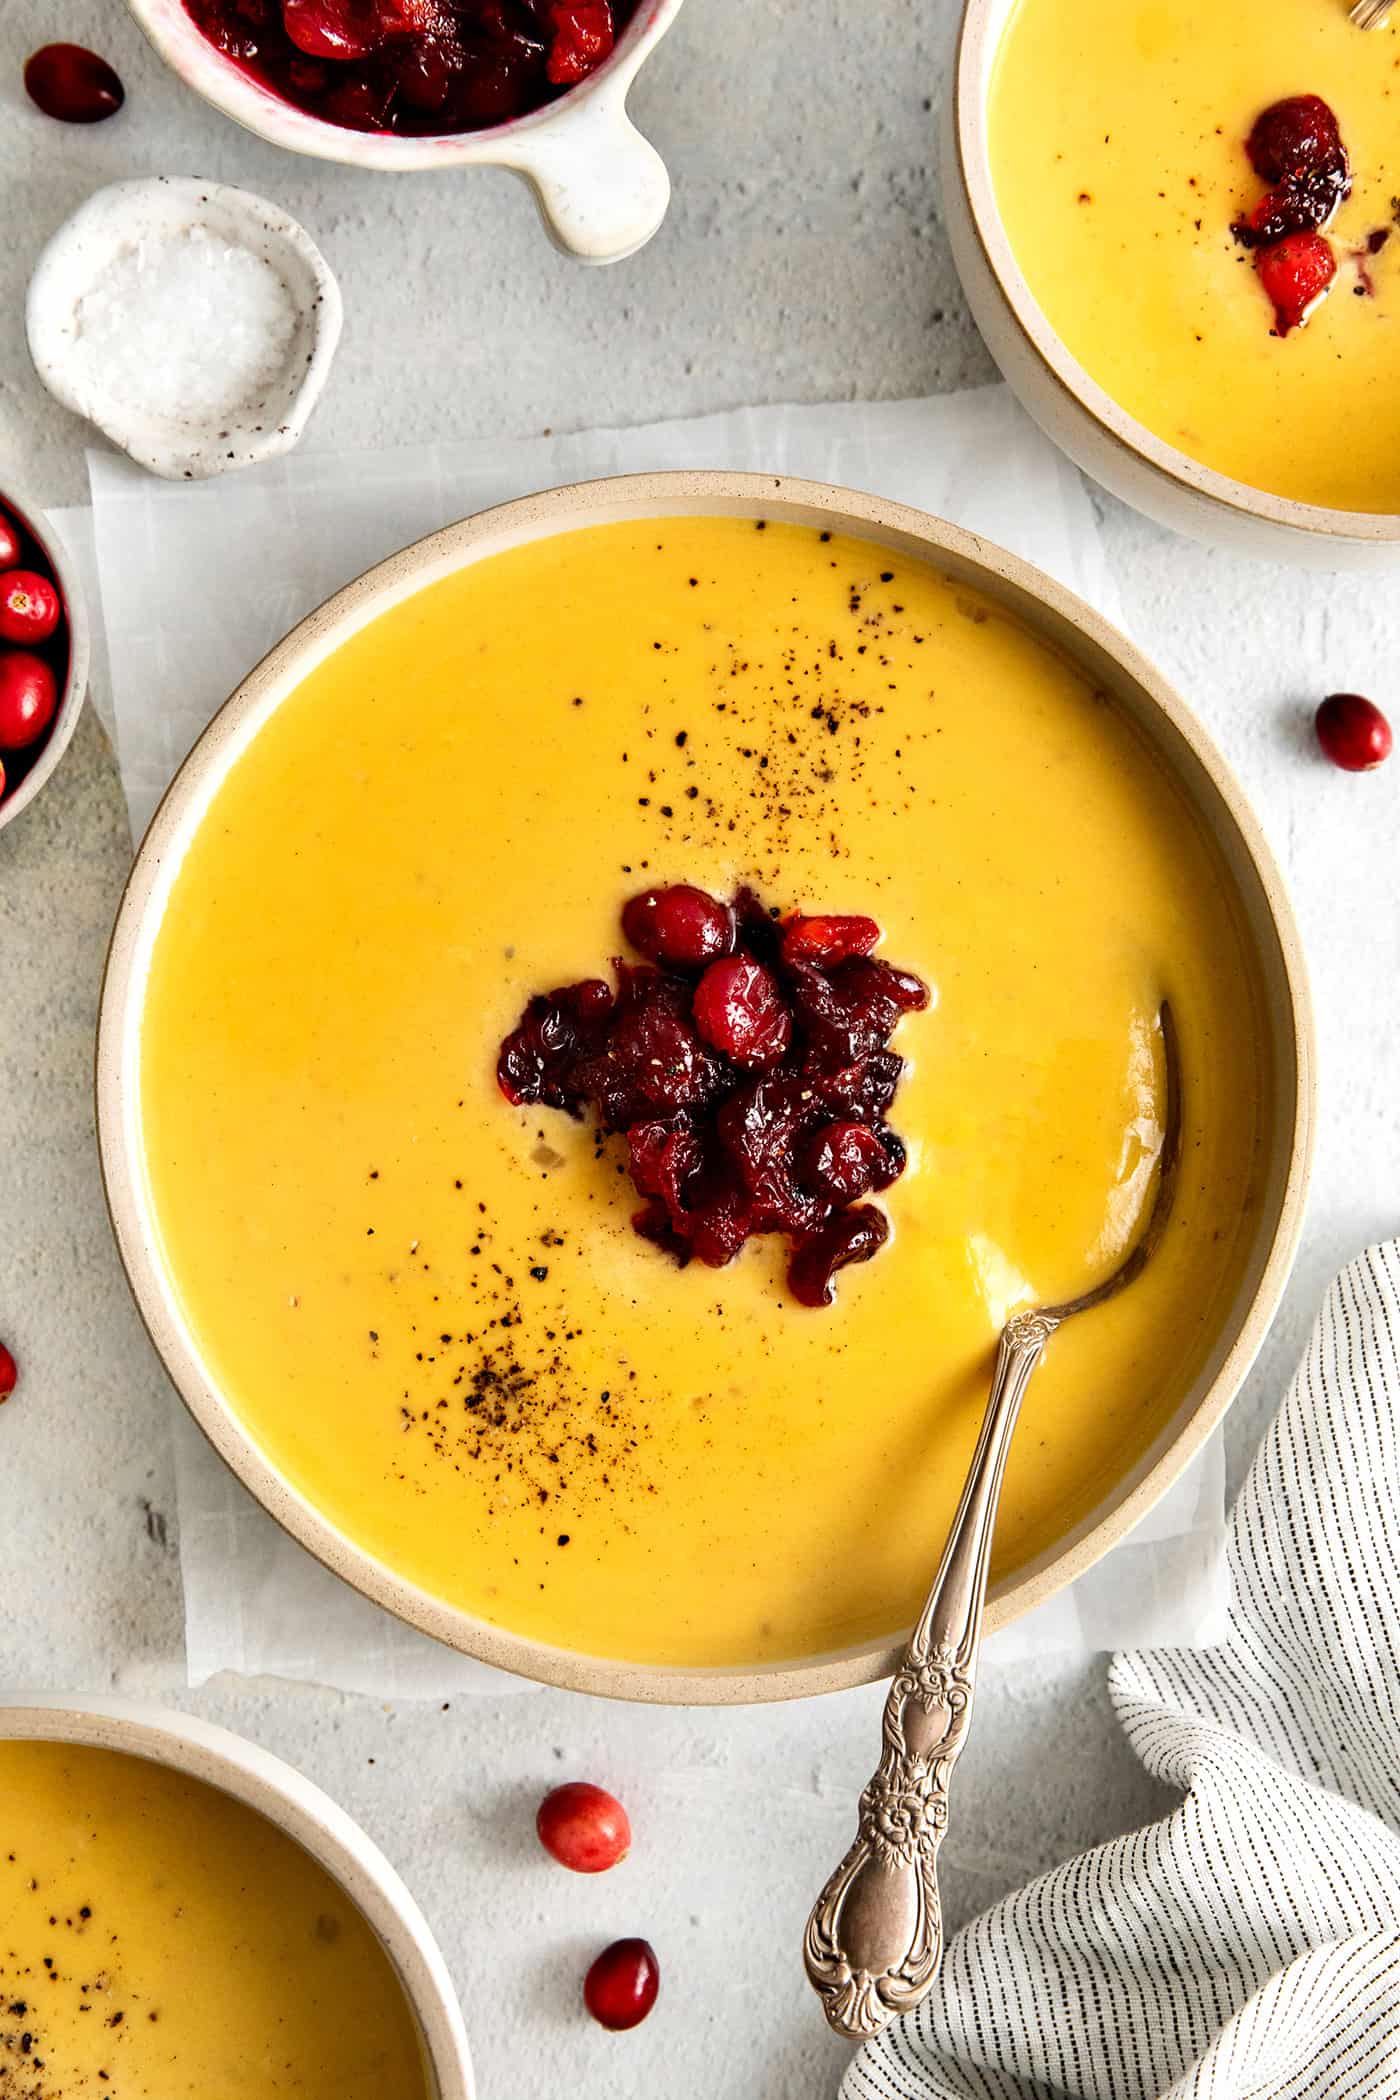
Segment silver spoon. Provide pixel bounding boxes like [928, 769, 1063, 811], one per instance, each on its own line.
[804, 1003, 1182, 2043]
[1349, 0, 1393, 27]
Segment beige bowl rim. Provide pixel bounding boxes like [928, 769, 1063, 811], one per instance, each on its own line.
[951, 0, 1400, 546]
[0, 1694, 474, 2098]
[95, 468, 1316, 1705]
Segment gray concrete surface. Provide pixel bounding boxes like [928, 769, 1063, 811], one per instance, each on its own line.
[1, 2, 1396, 2095]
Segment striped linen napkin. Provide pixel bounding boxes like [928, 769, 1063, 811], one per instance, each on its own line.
[845, 1242, 1400, 2100]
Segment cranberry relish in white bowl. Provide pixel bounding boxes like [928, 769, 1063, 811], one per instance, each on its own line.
[124, 0, 686, 262]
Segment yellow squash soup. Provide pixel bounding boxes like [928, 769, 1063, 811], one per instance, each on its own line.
[0, 1740, 428, 2098]
[139, 517, 1269, 1668]
[989, 0, 1400, 510]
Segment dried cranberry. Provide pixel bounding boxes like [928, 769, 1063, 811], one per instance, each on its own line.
[693, 956, 792, 1068]
[782, 913, 881, 967]
[788, 1207, 891, 1308]
[622, 884, 735, 969]
[24, 43, 125, 122]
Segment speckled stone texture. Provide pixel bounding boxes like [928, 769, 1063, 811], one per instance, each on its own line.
[1, 3, 1396, 2096]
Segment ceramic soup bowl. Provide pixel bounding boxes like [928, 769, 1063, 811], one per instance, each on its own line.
[96, 471, 1314, 1704]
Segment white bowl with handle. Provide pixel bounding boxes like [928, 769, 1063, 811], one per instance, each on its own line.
[124, 0, 684, 264]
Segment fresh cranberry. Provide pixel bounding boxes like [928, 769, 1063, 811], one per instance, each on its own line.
[1255, 231, 1335, 334]
[536, 1781, 631, 1873]
[282, 0, 383, 59]
[0, 572, 60, 648]
[0, 654, 57, 750]
[800, 1121, 891, 1203]
[0, 1343, 15, 1402]
[0, 755, 7, 804]
[584, 1938, 659, 2031]
[693, 956, 792, 1067]
[1315, 692, 1392, 771]
[24, 43, 125, 122]
[1246, 94, 1344, 184]
[0, 515, 21, 572]
[622, 885, 735, 969]
[788, 1206, 891, 1308]
[546, 0, 614, 85]
[782, 913, 882, 967]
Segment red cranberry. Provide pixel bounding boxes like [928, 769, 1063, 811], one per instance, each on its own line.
[0, 654, 57, 750]
[0, 514, 22, 572]
[1315, 692, 1392, 771]
[536, 1781, 631, 1872]
[693, 956, 792, 1068]
[546, 0, 615, 86]
[1255, 231, 1335, 335]
[0, 1343, 15, 1402]
[0, 571, 60, 647]
[282, 0, 383, 58]
[0, 755, 7, 803]
[622, 885, 735, 968]
[782, 913, 881, 967]
[584, 1937, 659, 2031]
[800, 1121, 888, 1203]
[24, 44, 125, 123]
[1246, 94, 1344, 184]
[788, 1205, 891, 1308]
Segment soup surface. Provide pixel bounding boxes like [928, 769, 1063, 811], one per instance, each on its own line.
[0, 1738, 428, 2098]
[989, 0, 1400, 511]
[139, 516, 1270, 1668]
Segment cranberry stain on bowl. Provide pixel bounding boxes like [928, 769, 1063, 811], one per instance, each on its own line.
[0, 506, 71, 820]
[182, 0, 639, 133]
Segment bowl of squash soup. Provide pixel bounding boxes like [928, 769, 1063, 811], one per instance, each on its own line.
[96, 472, 1314, 1703]
[0, 1697, 473, 2098]
[944, 0, 1400, 564]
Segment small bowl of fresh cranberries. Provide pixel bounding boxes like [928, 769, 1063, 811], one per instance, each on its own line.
[124, 0, 683, 263]
[0, 480, 89, 837]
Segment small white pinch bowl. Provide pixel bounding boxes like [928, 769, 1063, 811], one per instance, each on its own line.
[943, 0, 1400, 569]
[0, 1695, 475, 2099]
[125, 0, 684, 265]
[27, 176, 342, 482]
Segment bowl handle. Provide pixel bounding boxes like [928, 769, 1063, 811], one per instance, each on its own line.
[504, 88, 671, 265]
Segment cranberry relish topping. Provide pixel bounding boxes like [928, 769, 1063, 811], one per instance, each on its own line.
[497, 884, 929, 1308]
[183, 0, 635, 134]
[1231, 94, 1351, 334]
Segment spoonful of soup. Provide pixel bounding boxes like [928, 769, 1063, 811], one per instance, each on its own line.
[804, 1002, 1182, 2041]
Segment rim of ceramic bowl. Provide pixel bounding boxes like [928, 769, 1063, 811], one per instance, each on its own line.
[0, 474, 91, 835]
[0, 1694, 475, 2099]
[95, 469, 1316, 1706]
[123, 0, 683, 171]
[952, 0, 1400, 548]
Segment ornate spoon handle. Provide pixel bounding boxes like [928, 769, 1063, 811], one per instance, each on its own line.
[803, 1308, 1058, 2041]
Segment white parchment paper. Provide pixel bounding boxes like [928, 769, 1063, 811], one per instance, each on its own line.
[76, 385, 1227, 1694]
